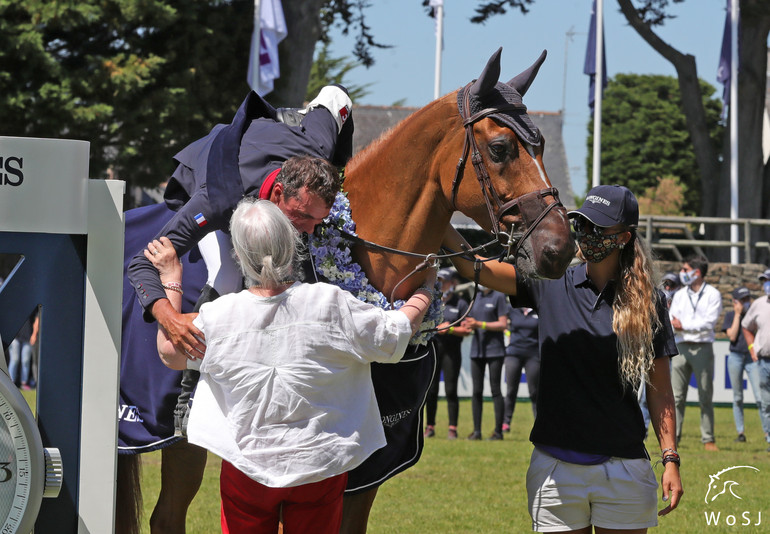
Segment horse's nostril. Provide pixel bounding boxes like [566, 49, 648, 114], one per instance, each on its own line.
[536, 241, 575, 279]
[541, 245, 561, 262]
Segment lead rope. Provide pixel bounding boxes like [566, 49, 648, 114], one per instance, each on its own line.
[427, 255, 484, 334]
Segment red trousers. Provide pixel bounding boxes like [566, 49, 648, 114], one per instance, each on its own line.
[220, 460, 347, 534]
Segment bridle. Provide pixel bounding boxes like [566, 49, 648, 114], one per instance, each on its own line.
[331, 83, 567, 317]
[450, 82, 564, 263]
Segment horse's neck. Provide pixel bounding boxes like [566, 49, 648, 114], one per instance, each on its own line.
[344, 106, 457, 300]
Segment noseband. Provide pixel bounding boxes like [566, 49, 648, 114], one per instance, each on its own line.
[450, 83, 563, 262]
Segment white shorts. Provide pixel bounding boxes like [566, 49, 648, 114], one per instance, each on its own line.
[526, 447, 658, 532]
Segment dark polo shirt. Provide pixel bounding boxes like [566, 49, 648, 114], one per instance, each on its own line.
[722, 310, 750, 354]
[506, 307, 539, 358]
[468, 290, 509, 359]
[512, 264, 677, 459]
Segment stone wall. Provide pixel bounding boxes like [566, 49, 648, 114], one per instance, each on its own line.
[656, 261, 768, 340]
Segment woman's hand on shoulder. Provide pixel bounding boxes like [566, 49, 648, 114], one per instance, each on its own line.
[144, 237, 182, 282]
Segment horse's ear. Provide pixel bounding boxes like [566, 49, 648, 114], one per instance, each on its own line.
[470, 47, 503, 98]
[507, 49, 547, 97]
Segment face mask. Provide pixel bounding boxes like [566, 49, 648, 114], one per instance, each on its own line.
[764, 281, 770, 296]
[661, 289, 674, 303]
[679, 269, 697, 286]
[577, 232, 623, 263]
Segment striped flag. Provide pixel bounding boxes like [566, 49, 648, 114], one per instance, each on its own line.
[194, 213, 208, 227]
[583, 0, 607, 111]
[247, 0, 287, 96]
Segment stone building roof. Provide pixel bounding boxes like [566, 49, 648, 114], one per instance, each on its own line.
[350, 105, 575, 229]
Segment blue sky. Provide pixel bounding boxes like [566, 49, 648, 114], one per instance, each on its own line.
[326, 0, 731, 195]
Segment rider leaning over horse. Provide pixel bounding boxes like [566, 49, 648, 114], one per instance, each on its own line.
[127, 84, 354, 357]
[125, 85, 354, 534]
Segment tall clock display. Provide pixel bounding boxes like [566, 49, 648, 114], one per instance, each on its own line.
[0, 356, 62, 534]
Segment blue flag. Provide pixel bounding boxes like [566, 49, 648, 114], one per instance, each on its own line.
[717, 0, 734, 118]
[583, 0, 607, 111]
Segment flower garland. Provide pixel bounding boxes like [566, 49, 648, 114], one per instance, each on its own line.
[308, 192, 443, 345]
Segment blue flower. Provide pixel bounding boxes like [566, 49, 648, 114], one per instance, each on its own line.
[309, 192, 442, 345]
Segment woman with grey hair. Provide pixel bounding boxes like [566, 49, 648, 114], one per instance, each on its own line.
[145, 197, 436, 534]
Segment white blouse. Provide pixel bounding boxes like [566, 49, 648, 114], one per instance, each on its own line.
[188, 282, 412, 488]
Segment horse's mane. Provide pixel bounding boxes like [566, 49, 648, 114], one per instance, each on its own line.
[347, 94, 456, 171]
[349, 125, 398, 167]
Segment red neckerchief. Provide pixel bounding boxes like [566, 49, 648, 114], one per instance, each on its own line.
[258, 168, 281, 200]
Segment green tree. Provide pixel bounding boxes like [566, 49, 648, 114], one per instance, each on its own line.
[0, 0, 254, 188]
[588, 74, 723, 216]
[616, 0, 770, 227]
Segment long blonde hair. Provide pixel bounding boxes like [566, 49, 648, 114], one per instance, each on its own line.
[612, 230, 662, 388]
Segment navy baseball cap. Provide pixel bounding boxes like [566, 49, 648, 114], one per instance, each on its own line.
[758, 269, 770, 281]
[732, 286, 751, 300]
[569, 185, 639, 228]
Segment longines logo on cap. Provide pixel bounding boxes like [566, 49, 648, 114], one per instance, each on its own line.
[585, 195, 610, 206]
[703, 465, 762, 527]
[0, 155, 24, 186]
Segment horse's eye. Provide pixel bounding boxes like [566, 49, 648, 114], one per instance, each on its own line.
[488, 142, 508, 163]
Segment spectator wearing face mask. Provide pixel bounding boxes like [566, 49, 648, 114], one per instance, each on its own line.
[741, 268, 770, 452]
[660, 272, 681, 309]
[669, 255, 722, 451]
[722, 286, 766, 443]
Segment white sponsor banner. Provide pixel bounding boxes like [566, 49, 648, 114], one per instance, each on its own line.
[441, 340, 753, 406]
[0, 136, 89, 234]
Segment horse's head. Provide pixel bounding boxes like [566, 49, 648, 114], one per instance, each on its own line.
[450, 48, 575, 280]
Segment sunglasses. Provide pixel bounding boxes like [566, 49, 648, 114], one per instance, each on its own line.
[571, 217, 624, 239]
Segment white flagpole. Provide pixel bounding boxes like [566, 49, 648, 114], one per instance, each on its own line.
[729, 0, 739, 264]
[591, 0, 604, 188]
[248, 0, 262, 91]
[433, 1, 444, 100]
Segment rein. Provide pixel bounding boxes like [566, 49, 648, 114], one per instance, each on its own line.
[340, 229, 503, 261]
[339, 229, 505, 323]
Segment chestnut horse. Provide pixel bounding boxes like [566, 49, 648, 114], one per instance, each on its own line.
[117, 47, 574, 534]
[337, 47, 574, 532]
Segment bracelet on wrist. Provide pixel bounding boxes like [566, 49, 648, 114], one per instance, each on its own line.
[417, 286, 439, 300]
[662, 455, 681, 467]
[481, 321, 487, 330]
[162, 282, 183, 295]
[448, 326, 455, 334]
[660, 448, 678, 458]
[749, 343, 755, 351]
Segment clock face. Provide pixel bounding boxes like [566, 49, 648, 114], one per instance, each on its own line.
[0, 384, 42, 534]
[0, 393, 30, 533]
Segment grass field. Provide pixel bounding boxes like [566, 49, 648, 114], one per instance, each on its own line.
[129, 399, 769, 533]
